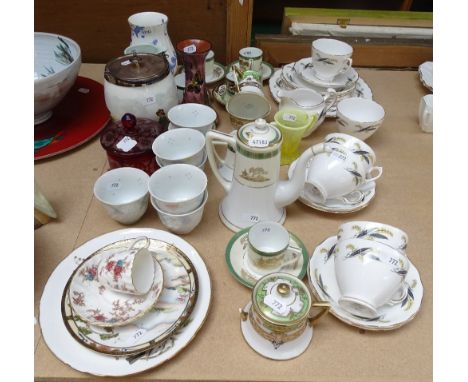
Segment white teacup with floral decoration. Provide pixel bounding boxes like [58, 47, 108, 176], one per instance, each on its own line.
[334, 238, 410, 319]
[98, 237, 155, 295]
[338, 221, 408, 253]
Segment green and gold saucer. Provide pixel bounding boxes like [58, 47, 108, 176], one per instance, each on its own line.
[225, 227, 308, 288]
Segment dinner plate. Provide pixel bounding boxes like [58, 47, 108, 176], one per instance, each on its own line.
[39, 228, 211, 377]
[34, 76, 110, 160]
[63, 238, 198, 356]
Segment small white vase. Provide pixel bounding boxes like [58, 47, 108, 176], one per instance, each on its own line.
[128, 12, 178, 74]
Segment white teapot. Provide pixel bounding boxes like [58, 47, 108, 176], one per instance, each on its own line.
[205, 119, 329, 231]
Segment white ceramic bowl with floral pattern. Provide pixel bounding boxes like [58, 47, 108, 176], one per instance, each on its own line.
[148, 164, 207, 214]
[94, 167, 149, 225]
[151, 190, 208, 234]
[34, 32, 81, 125]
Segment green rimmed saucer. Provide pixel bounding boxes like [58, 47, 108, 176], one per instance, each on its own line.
[225, 227, 308, 288]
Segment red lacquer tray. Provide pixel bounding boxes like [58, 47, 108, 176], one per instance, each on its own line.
[34, 76, 110, 160]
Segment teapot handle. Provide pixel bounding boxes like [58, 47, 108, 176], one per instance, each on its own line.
[206, 130, 236, 193]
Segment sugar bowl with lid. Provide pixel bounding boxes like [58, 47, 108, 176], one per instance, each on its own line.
[104, 52, 177, 121]
[100, 113, 165, 175]
[240, 272, 329, 360]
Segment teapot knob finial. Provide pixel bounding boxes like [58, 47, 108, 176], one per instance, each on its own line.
[254, 118, 267, 132]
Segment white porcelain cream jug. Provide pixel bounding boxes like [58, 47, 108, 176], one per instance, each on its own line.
[205, 119, 329, 231]
[277, 88, 337, 135]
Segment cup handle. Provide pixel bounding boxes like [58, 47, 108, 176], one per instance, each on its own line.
[322, 88, 337, 116]
[308, 301, 330, 326]
[365, 166, 383, 183]
[128, 236, 150, 251]
[339, 58, 353, 75]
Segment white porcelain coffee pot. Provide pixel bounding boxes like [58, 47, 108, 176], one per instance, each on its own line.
[206, 119, 329, 231]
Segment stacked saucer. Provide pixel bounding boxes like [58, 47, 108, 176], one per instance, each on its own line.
[308, 221, 423, 330]
[40, 228, 211, 376]
[269, 39, 373, 119]
[288, 133, 383, 213]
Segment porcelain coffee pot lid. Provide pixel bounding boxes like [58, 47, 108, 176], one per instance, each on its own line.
[237, 119, 282, 149]
[104, 52, 170, 87]
[252, 272, 311, 326]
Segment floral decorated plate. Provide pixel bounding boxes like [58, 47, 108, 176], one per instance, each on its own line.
[69, 246, 164, 327]
[269, 65, 372, 118]
[206, 62, 226, 84]
[62, 238, 197, 356]
[39, 228, 211, 376]
[225, 227, 309, 288]
[308, 236, 423, 330]
[295, 58, 359, 89]
[288, 159, 376, 214]
[228, 61, 274, 81]
[240, 302, 313, 360]
[418, 61, 433, 92]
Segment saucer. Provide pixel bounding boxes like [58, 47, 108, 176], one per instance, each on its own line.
[269, 65, 373, 118]
[418, 61, 433, 92]
[295, 58, 359, 89]
[288, 159, 376, 214]
[229, 61, 274, 81]
[206, 62, 226, 84]
[240, 302, 313, 360]
[69, 247, 164, 327]
[308, 236, 423, 330]
[212, 83, 230, 106]
[63, 238, 198, 356]
[225, 227, 308, 288]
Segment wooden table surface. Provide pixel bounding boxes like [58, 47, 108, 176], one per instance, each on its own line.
[35, 64, 432, 381]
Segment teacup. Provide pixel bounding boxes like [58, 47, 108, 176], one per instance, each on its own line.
[94, 167, 149, 225]
[148, 164, 207, 214]
[305, 146, 382, 203]
[334, 238, 410, 318]
[337, 98, 385, 141]
[312, 38, 353, 81]
[324, 132, 377, 166]
[419, 94, 433, 133]
[338, 221, 408, 253]
[277, 87, 337, 134]
[168, 103, 217, 136]
[98, 237, 155, 295]
[273, 108, 318, 165]
[151, 190, 208, 234]
[152, 128, 205, 167]
[246, 221, 290, 271]
[226, 92, 271, 129]
[239, 47, 263, 72]
[174, 72, 185, 103]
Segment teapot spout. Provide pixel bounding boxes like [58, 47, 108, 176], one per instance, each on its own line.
[274, 143, 328, 209]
